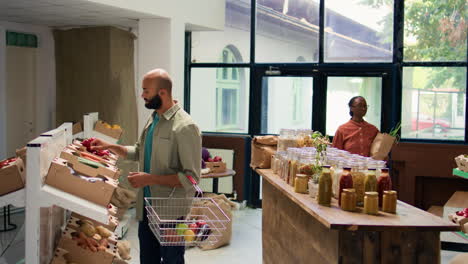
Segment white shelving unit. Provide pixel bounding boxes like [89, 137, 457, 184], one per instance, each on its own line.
[25, 123, 112, 264]
[83, 112, 135, 239]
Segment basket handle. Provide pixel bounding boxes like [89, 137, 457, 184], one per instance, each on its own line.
[186, 174, 203, 197]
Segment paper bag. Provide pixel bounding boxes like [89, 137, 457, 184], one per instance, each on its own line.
[197, 194, 233, 250]
[250, 136, 278, 169]
[370, 133, 396, 160]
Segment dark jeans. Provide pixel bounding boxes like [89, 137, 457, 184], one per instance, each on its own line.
[139, 210, 185, 264]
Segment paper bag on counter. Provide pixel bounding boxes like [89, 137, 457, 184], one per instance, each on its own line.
[250, 136, 278, 169]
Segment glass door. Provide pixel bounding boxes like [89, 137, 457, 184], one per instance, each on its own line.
[325, 76, 383, 136]
[261, 76, 315, 134]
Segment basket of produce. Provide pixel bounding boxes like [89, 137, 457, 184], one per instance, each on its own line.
[144, 176, 230, 246]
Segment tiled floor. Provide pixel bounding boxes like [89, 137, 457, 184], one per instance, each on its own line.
[125, 207, 263, 264]
[0, 207, 465, 264]
[0, 210, 25, 264]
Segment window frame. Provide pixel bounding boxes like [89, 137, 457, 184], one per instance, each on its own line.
[185, 0, 467, 207]
[185, 0, 467, 143]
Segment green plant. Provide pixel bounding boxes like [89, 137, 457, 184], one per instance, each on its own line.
[311, 131, 331, 182]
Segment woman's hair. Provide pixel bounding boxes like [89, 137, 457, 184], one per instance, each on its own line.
[348, 96, 364, 116]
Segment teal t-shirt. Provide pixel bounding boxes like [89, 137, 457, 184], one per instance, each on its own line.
[143, 112, 159, 198]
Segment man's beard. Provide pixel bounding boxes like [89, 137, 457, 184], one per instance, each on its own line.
[145, 94, 162, 109]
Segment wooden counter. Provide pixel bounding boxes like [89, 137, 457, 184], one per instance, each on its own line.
[257, 169, 459, 264]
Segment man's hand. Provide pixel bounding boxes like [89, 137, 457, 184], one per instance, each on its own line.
[90, 138, 128, 157]
[89, 138, 111, 151]
[128, 172, 151, 188]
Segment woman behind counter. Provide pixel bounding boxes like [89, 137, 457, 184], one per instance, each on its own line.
[332, 96, 379, 157]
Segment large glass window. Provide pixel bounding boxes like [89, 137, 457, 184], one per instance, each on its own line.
[261, 76, 313, 134]
[191, 0, 250, 63]
[404, 0, 467, 62]
[190, 67, 250, 133]
[256, 0, 319, 62]
[326, 77, 382, 136]
[325, 0, 393, 62]
[401, 67, 466, 140]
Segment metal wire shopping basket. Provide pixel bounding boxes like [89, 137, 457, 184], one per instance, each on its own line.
[144, 175, 231, 247]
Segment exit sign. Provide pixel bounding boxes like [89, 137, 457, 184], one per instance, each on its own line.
[6, 31, 38, 48]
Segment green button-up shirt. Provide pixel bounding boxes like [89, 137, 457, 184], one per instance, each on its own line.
[125, 103, 202, 221]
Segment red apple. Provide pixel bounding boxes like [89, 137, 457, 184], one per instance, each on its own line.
[213, 156, 222, 162]
[196, 220, 207, 228]
[188, 223, 198, 233]
[456, 211, 464, 216]
[207, 158, 213, 162]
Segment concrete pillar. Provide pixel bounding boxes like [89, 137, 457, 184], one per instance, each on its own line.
[136, 18, 186, 135]
[0, 26, 6, 159]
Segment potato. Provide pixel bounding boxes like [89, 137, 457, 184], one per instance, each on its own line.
[96, 225, 112, 238]
[80, 222, 96, 237]
[117, 240, 131, 260]
[92, 234, 102, 241]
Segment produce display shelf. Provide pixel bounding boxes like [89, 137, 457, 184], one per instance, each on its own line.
[83, 112, 119, 144]
[41, 185, 109, 223]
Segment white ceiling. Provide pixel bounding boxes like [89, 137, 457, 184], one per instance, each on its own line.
[0, 0, 160, 28]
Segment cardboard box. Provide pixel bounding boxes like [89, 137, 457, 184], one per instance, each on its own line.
[73, 122, 83, 135]
[107, 203, 118, 217]
[0, 158, 25, 196]
[60, 148, 120, 179]
[66, 143, 117, 166]
[50, 248, 69, 264]
[115, 207, 128, 220]
[70, 213, 119, 232]
[15, 147, 27, 166]
[94, 120, 123, 140]
[205, 162, 227, 173]
[72, 140, 119, 163]
[448, 213, 468, 233]
[66, 216, 119, 242]
[45, 158, 117, 207]
[58, 227, 125, 264]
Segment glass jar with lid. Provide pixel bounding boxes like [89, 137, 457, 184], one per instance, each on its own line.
[382, 190, 397, 213]
[287, 148, 301, 186]
[294, 173, 309, 194]
[329, 157, 341, 199]
[278, 129, 299, 152]
[297, 129, 313, 147]
[364, 168, 378, 193]
[278, 152, 289, 180]
[317, 165, 333, 206]
[351, 161, 366, 206]
[375, 160, 387, 177]
[364, 192, 379, 215]
[298, 151, 315, 177]
[377, 168, 392, 206]
[272, 151, 285, 175]
[309, 179, 319, 198]
[338, 167, 353, 206]
[340, 188, 357, 212]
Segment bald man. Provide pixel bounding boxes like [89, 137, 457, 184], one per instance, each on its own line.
[91, 69, 201, 264]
